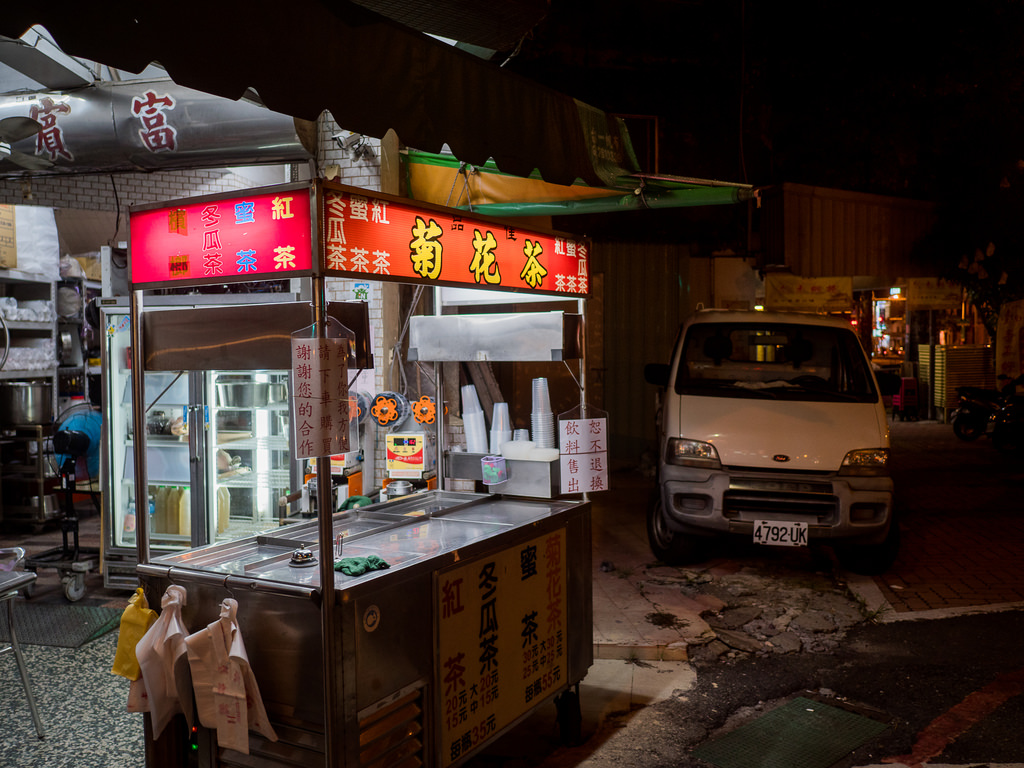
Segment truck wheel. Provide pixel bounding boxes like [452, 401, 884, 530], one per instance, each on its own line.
[647, 493, 702, 565]
[837, 519, 901, 576]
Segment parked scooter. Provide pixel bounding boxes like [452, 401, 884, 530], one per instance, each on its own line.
[951, 384, 1005, 441]
[992, 378, 1024, 452]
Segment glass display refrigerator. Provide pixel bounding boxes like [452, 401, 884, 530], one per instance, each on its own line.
[98, 296, 368, 590]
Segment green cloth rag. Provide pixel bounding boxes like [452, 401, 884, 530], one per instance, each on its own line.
[334, 555, 390, 575]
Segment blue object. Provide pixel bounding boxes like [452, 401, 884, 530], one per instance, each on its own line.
[55, 410, 102, 478]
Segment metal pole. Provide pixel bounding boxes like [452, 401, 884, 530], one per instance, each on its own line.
[313, 274, 341, 767]
[129, 288, 150, 565]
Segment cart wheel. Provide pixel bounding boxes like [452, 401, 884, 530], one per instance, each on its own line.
[20, 580, 35, 599]
[63, 573, 86, 602]
[555, 688, 583, 746]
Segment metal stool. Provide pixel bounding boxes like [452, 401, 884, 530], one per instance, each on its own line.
[0, 547, 46, 739]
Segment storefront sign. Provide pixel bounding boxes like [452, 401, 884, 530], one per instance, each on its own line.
[0, 205, 15, 269]
[130, 185, 313, 288]
[323, 184, 590, 297]
[765, 274, 853, 312]
[290, 335, 349, 459]
[997, 298, 1024, 379]
[437, 529, 567, 766]
[559, 416, 609, 493]
[906, 278, 961, 311]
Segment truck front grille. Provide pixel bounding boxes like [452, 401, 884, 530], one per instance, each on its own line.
[723, 484, 837, 521]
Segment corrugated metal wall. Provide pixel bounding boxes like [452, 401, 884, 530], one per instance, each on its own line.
[591, 241, 697, 468]
[761, 183, 937, 279]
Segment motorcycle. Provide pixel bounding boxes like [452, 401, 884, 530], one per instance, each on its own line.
[951, 385, 1005, 441]
[992, 393, 1024, 453]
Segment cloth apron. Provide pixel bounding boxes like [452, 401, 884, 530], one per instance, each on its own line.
[185, 597, 278, 754]
[130, 585, 194, 738]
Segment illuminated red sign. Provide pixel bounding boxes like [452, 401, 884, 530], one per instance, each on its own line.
[130, 185, 313, 287]
[323, 184, 590, 297]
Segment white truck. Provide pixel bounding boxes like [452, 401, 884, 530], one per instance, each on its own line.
[644, 309, 898, 575]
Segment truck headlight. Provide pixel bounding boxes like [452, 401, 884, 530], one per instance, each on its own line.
[666, 437, 721, 469]
[839, 448, 889, 476]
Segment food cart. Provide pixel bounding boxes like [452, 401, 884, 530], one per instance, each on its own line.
[126, 180, 595, 767]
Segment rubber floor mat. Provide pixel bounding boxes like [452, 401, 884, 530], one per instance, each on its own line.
[691, 696, 889, 768]
[0, 600, 120, 648]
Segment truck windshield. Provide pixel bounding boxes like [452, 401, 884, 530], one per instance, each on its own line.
[674, 322, 879, 402]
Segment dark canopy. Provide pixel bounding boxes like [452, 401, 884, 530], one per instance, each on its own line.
[0, 1, 621, 187]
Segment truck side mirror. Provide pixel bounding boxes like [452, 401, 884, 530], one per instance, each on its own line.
[644, 363, 670, 388]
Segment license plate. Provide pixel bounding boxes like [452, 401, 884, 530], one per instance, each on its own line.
[753, 520, 808, 547]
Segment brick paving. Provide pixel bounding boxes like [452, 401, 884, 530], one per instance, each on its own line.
[877, 419, 1024, 613]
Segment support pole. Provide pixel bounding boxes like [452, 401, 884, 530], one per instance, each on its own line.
[313, 274, 341, 766]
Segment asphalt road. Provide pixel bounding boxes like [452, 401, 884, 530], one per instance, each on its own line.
[471, 419, 1024, 768]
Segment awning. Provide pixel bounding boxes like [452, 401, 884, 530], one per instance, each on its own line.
[405, 149, 756, 217]
[0, 3, 632, 188]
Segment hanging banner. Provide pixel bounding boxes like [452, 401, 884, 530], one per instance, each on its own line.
[437, 529, 567, 767]
[322, 182, 590, 298]
[558, 410, 609, 494]
[906, 278, 961, 311]
[764, 274, 853, 312]
[290, 322, 351, 460]
[996, 298, 1024, 379]
[129, 183, 314, 288]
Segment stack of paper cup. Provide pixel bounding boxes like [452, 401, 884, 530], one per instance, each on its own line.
[531, 377, 555, 448]
[489, 402, 512, 454]
[462, 385, 488, 454]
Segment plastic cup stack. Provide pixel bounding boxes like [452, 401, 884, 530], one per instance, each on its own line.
[462, 385, 488, 454]
[531, 377, 555, 449]
[489, 402, 512, 454]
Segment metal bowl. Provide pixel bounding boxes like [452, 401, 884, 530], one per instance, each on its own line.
[216, 382, 270, 408]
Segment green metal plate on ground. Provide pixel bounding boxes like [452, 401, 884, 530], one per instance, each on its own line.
[692, 696, 889, 768]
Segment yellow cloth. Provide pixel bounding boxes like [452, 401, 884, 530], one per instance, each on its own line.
[111, 587, 157, 681]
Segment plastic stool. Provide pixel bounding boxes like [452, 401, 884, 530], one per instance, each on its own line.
[0, 548, 45, 739]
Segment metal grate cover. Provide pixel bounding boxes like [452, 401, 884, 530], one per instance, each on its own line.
[692, 697, 888, 768]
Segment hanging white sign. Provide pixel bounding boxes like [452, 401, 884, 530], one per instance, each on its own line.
[558, 416, 609, 494]
[290, 336, 350, 459]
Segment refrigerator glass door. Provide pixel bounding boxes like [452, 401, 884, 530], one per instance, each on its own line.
[103, 310, 197, 553]
[208, 370, 297, 542]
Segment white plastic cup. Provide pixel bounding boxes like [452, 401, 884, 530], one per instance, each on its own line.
[461, 384, 482, 414]
[514, 429, 530, 441]
[491, 402, 511, 432]
[531, 377, 552, 414]
[464, 410, 488, 453]
[490, 429, 512, 455]
[531, 412, 555, 448]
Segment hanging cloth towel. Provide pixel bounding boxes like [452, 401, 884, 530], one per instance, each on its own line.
[185, 598, 278, 754]
[133, 585, 194, 737]
[334, 555, 390, 575]
[111, 587, 157, 681]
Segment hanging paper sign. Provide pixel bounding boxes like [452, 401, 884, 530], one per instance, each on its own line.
[558, 415, 609, 494]
[290, 336, 350, 459]
[322, 183, 590, 297]
[129, 183, 313, 288]
[437, 529, 567, 767]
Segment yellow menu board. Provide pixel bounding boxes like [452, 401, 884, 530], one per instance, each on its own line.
[0, 205, 16, 269]
[437, 529, 567, 766]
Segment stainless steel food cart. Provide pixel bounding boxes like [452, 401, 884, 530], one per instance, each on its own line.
[127, 180, 594, 767]
[138, 490, 591, 767]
